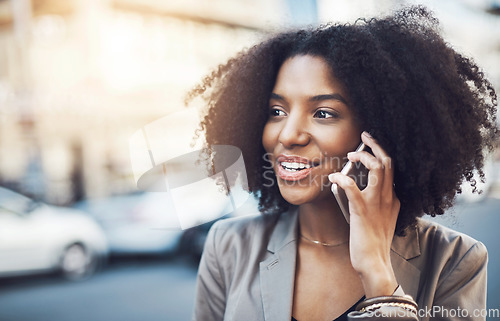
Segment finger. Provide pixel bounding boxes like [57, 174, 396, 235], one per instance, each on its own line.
[392, 196, 401, 216]
[329, 172, 363, 205]
[347, 151, 384, 191]
[360, 132, 395, 193]
[347, 151, 383, 171]
[360, 131, 388, 160]
[360, 132, 393, 169]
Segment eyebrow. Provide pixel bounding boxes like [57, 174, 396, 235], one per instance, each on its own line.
[270, 93, 349, 105]
[310, 94, 348, 105]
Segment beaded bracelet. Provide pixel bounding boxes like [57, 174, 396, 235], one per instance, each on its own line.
[359, 301, 418, 314]
[356, 294, 418, 314]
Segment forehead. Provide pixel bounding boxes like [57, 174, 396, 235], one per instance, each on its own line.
[272, 55, 348, 98]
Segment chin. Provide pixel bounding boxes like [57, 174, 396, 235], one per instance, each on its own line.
[277, 182, 323, 205]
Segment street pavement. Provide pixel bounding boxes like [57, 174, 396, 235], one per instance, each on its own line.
[0, 257, 198, 321]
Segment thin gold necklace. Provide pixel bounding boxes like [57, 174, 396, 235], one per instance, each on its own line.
[300, 234, 349, 247]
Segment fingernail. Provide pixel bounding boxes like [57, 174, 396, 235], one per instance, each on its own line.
[347, 152, 354, 158]
[328, 173, 335, 181]
[362, 131, 372, 138]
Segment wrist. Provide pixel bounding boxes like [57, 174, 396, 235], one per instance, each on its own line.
[358, 264, 398, 298]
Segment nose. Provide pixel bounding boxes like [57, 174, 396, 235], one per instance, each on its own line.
[278, 113, 311, 148]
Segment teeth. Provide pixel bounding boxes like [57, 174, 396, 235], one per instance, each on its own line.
[280, 162, 311, 171]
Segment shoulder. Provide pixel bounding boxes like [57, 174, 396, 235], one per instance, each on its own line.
[413, 218, 487, 288]
[393, 218, 487, 305]
[415, 218, 487, 260]
[408, 220, 488, 308]
[200, 211, 283, 289]
[211, 211, 280, 236]
[393, 217, 486, 261]
[210, 211, 280, 239]
[205, 211, 281, 260]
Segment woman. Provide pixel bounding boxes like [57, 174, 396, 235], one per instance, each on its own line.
[190, 6, 497, 321]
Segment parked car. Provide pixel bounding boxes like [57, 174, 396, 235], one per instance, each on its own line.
[76, 184, 240, 257]
[75, 192, 185, 256]
[0, 187, 108, 280]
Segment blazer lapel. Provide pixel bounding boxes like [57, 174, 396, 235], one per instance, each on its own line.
[258, 208, 422, 320]
[260, 207, 299, 321]
[391, 225, 422, 299]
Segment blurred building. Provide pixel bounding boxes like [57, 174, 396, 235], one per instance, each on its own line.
[0, 0, 290, 204]
[0, 0, 498, 205]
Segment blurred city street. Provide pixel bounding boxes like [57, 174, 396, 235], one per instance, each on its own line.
[0, 194, 500, 321]
[1, 0, 500, 321]
[0, 256, 199, 321]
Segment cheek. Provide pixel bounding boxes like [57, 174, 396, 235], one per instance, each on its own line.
[262, 123, 278, 153]
[314, 129, 361, 159]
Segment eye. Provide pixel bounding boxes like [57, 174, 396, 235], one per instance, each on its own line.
[314, 109, 339, 119]
[269, 107, 286, 117]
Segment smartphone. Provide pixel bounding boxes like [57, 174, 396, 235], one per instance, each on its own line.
[331, 143, 372, 224]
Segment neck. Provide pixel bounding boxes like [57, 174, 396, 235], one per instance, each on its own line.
[298, 195, 349, 245]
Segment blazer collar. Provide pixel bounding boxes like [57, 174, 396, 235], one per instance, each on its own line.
[260, 207, 299, 321]
[390, 224, 422, 298]
[267, 206, 300, 254]
[392, 224, 421, 260]
[259, 207, 422, 320]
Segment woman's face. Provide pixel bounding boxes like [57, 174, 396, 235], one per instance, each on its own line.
[262, 55, 362, 205]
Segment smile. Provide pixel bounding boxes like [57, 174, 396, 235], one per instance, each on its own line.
[280, 162, 312, 171]
[275, 155, 319, 181]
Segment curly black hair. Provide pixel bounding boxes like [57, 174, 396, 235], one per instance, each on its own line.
[186, 6, 498, 234]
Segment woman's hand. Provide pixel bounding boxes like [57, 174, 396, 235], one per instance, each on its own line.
[329, 131, 400, 298]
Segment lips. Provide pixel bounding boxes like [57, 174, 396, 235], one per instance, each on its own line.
[275, 155, 319, 181]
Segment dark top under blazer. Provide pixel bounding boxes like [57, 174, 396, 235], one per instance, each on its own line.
[193, 207, 487, 321]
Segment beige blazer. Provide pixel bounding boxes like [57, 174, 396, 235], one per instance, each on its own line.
[193, 207, 487, 321]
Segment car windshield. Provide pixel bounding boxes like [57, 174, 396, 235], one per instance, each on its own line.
[0, 187, 40, 215]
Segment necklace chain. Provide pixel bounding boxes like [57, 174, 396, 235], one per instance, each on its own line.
[300, 234, 349, 247]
